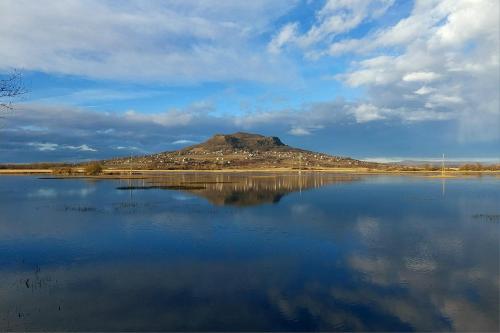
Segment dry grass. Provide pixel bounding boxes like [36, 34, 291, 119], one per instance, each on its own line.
[1, 166, 499, 177]
[84, 162, 103, 175]
[0, 169, 53, 174]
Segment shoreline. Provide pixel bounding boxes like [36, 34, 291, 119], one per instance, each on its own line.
[0, 168, 499, 178]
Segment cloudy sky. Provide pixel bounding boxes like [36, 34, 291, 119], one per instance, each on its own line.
[0, 0, 498, 163]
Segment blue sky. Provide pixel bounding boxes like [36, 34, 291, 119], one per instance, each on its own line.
[0, 0, 498, 163]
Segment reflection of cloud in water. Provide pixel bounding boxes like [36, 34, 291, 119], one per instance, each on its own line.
[28, 188, 57, 198]
[27, 187, 95, 198]
[69, 188, 96, 197]
[290, 203, 311, 214]
[0, 258, 425, 331]
[404, 257, 437, 273]
[172, 194, 194, 201]
[0, 260, 312, 331]
[346, 214, 499, 331]
[0, 174, 498, 331]
[349, 255, 392, 285]
[356, 217, 380, 245]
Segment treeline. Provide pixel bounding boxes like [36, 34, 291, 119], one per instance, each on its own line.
[413, 163, 500, 171]
[376, 163, 500, 171]
[0, 163, 76, 169]
[52, 162, 103, 176]
[0, 162, 104, 175]
[458, 163, 500, 171]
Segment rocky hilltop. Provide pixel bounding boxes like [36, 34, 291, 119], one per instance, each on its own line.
[104, 132, 377, 170]
[189, 132, 286, 152]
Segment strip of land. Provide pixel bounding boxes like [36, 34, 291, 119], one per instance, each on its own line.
[1, 168, 498, 178]
[2, 133, 498, 178]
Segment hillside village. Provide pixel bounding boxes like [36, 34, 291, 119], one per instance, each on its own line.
[104, 132, 379, 170]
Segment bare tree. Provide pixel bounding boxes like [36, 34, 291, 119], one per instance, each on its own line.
[0, 70, 25, 114]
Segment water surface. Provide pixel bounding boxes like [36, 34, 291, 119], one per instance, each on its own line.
[0, 173, 498, 331]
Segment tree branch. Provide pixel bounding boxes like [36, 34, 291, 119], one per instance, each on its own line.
[0, 70, 26, 111]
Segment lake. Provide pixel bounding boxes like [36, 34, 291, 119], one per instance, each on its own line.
[0, 173, 498, 331]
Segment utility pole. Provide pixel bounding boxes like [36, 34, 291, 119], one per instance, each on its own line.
[129, 154, 132, 202]
[441, 153, 445, 176]
[298, 153, 303, 194]
[129, 154, 132, 176]
[299, 153, 302, 175]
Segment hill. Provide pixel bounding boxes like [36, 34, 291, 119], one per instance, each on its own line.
[117, 173, 362, 206]
[104, 132, 378, 170]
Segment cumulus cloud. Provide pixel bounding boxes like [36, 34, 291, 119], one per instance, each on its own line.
[277, 0, 499, 141]
[269, 0, 394, 54]
[66, 144, 97, 152]
[2, 97, 464, 162]
[267, 23, 299, 54]
[28, 142, 59, 152]
[0, 101, 235, 161]
[0, 0, 498, 161]
[288, 127, 311, 136]
[27, 142, 97, 152]
[350, 104, 386, 123]
[402, 72, 441, 83]
[0, 0, 297, 83]
[413, 86, 435, 96]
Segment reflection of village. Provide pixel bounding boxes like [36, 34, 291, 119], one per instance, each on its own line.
[123, 173, 362, 206]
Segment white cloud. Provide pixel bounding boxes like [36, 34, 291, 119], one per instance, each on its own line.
[270, 0, 499, 140]
[326, 39, 362, 56]
[27, 142, 97, 152]
[124, 102, 214, 127]
[115, 146, 139, 150]
[28, 142, 58, 151]
[288, 127, 311, 136]
[269, 0, 394, 53]
[427, 94, 463, 106]
[413, 86, 435, 95]
[0, 0, 297, 83]
[124, 110, 194, 127]
[1, 97, 494, 163]
[402, 72, 441, 82]
[329, 0, 499, 140]
[267, 23, 298, 54]
[66, 144, 97, 152]
[350, 104, 386, 123]
[429, 0, 498, 48]
[172, 139, 197, 145]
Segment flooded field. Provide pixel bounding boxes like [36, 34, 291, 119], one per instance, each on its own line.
[0, 173, 498, 331]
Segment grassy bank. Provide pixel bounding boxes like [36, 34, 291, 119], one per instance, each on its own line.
[0, 167, 499, 178]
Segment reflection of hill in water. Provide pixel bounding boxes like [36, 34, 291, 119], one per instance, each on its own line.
[134, 173, 362, 206]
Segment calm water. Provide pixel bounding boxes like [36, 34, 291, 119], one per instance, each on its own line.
[0, 173, 498, 331]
